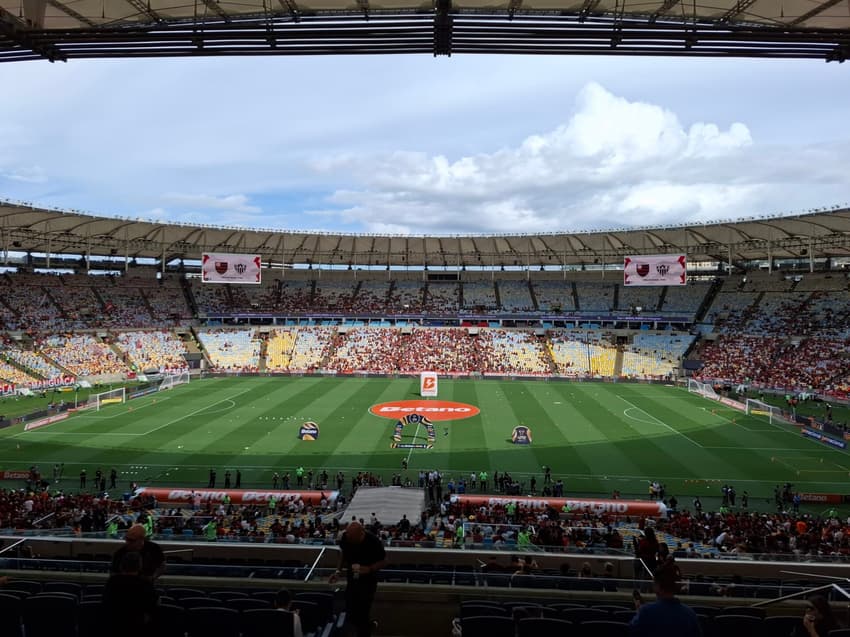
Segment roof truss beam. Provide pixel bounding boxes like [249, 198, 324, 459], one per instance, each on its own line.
[199, 0, 231, 22]
[790, 0, 846, 26]
[123, 0, 165, 24]
[47, 0, 97, 27]
[719, 0, 758, 23]
[648, 0, 680, 23]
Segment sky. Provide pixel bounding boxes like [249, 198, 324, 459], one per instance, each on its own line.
[1, 54, 849, 236]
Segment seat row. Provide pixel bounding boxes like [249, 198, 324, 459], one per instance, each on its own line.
[0, 587, 340, 637]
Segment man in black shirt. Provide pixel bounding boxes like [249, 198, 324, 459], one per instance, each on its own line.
[110, 523, 166, 581]
[329, 521, 387, 637]
[103, 551, 159, 637]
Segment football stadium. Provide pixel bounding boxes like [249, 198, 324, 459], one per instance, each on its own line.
[3, 1, 850, 634]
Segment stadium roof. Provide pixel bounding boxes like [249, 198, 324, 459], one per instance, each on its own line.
[1, 0, 849, 62]
[3, 200, 850, 268]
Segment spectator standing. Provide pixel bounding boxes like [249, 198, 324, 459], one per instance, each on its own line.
[110, 523, 166, 581]
[330, 521, 387, 637]
[801, 595, 839, 637]
[629, 556, 701, 637]
[102, 552, 159, 637]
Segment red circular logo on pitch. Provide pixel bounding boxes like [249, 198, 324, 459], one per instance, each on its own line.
[369, 400, 480, 422]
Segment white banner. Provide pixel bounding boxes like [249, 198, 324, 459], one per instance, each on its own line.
[623, 254, 686, 287]
[202, 253, 262, 284]
[420, 371, 438, 397]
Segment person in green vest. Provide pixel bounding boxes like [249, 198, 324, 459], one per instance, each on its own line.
[106, 519, 119, 538]
[479, 471, 488, 492]
[455, 523, 464, 546]
[296, 466, 305, 487]
[268, 495, 277, 514]
[143, 514, 154, 538]
[561, 502, 572, 515]
[222, 493, 231, 512]
[203, 519, 218, 541]
[505, 501, 517, 523]
[517, 527, 532, 547]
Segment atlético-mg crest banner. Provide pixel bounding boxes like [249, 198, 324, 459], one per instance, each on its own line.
[202, 253, 262, 285]
[623, 255, 686, 287]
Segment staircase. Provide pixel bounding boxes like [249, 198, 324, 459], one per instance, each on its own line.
[656, 286, 668, 312]
[344, 486, 425, 528]
[612, 284, 620, 311]
[570, 282, 580, 311]
[614, 346, 624, 377]
[528, 281, 539, 311]
[493, 281, 502, 310]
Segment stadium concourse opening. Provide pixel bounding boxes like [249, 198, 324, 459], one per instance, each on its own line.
[3, 206, 850, 634]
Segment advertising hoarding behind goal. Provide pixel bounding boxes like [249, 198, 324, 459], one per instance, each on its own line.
[202, 253, 262, 284]
[420, 372, 438, 397]
[623, 254, 686, 287]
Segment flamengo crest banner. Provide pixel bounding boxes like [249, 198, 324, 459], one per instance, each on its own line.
[202, 253, 262, 285]
[623, 255, 686, 287]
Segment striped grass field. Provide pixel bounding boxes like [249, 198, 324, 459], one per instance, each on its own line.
[1, 376, 848, 503]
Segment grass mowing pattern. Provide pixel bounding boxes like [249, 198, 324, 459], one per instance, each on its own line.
[1, 377, 848, 501]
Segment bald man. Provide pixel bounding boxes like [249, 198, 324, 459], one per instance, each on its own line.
[329, 521, 387, 637]
[110, 523, 165, 581]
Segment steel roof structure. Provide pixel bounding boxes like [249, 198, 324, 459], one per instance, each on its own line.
[2, 200, 850, 268]
[1, 0, 849, 62]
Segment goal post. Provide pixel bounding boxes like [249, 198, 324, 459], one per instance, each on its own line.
[687, 379, 719, 401]
[159, 370, 190, 392]
[94, 387, 126, 411]
[745, 398, 783, 424]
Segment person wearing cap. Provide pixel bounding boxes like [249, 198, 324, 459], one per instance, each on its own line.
[329, 521, 386, 637]
[110, 523, 165, 581]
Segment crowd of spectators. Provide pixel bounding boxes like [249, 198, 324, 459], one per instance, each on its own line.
[497, 280, 535, 312]
[696, 335, 850, 393]
[397, 329, 480, 374]
[196, 329, 260, 371]
[0, 486, 125, 532]
[3, 346, 65, 380]
[38, 334, 128, 377]
[0, 357, 40, 386]
[114, 330, 189, 373]
[462, 281, 498, 311]
[478, 329, 550, 374]
[327, 328, 401, 373]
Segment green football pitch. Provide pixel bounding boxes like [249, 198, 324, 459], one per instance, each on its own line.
[1, 376, 849, 503]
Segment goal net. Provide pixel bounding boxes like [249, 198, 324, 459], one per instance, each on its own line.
[159, 370, 190, 392]
[746, 398, 783, 424]
[94, 387, 126, 411]
[687, 379, 720, 401]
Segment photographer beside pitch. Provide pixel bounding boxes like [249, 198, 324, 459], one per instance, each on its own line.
[329, 521, 387, 637]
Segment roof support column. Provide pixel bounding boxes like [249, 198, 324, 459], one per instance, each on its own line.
[768, 242, 772, 274]
[727, 245, 732, 274]
[22, 0, 46, 27]
[46, 236, 51, 269]
[809, 238, 814, 273]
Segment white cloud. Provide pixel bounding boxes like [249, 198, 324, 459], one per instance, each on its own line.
[160, 193, 261, 214]
[307, 82, 777, 233]
[1, 166, 47, 184]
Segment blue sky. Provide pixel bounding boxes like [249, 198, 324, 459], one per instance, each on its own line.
[1, 54, 849, 235]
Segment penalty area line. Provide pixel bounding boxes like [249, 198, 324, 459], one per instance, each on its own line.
[617, 395, 703, 448]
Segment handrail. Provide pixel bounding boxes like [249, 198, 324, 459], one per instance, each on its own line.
[305, 546, 328, 582]
[751, 570, 850, 608]
[0, 537, 28, 555]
